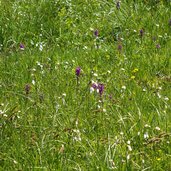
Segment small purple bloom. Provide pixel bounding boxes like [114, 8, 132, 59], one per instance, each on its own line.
[92, 83, 98, 89]
[156, 44, 160, 49]
[118, 44, 122, 51]
[98, 84, 104, 96]
[94, 30, 99, 37]
[25, 84, 31, 95]
[116, 1, 120, 9]
[140, 29, 144, 37]
[75, 67, 81, 77]
[20, 43, 25, 50]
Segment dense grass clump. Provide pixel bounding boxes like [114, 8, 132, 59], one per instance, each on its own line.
[0, 0, 171, 170]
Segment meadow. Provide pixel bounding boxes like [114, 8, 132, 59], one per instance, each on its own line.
[0, 0, 171, 170]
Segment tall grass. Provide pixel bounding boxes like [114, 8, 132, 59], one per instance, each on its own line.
[0, 0, 171, 170]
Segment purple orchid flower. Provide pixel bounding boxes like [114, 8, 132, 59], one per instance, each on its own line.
[94, 30, 99, 37]
[75, 67, 81, 77]
[20, 43, 25, 50]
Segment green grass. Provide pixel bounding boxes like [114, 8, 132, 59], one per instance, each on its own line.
[0, 0, 171, 170]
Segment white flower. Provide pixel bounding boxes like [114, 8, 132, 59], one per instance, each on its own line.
[32, 80, 35, 85]
[103, 108, 106, 112]
[39, 43, 43, 51]
[144, 132, 149, 139]
[93, 73, 98, 77]
[155, 127, 160, 131]
[164, 97, 169, 101]
[62, 93, 66, 97]
[122, 85, 126, 90]
[157, 92, 161, 98]
[90, 87, 94, 93]
[144, 124, 151, 128]
[127, 145, 132, 151]
[143, 88, 146, 92]
[127, 140, 131, 145]
[127, 154, 130, 160]
[120, 132, 124, 135]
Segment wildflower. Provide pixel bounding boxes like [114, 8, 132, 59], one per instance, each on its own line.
[127, 145, 132, 151]
[90, 87, 94, 93]
[132, 68, 139, 73]
[127, 140, 131, 145]
[103, 108, 106, 112]
[39, 43, 43, 51]
[75, 67, 81, 77]
[92, 83, 98, 89]
[32, 80, 35, 85]
[140, 29, 144, 37]
[144, 132, 149, 139]
[122, 85, 126, 90]
[155, 127, 160, 131]
[90, 82, 104, 96]
[93, 73, 98, 77]
[116, 1, 121, 9]
[130, 75, 135, 79]
[25, 84, 31, 95]
[94, 29, 99, 37]
[127, 154, 130, 160]
[118, 44, 122, 51]
[164, 96, 169, 101]
[19, 43, 24, 50]
[98, 84, 104, 96]
[156, 44, 160, 49]
[144, 124, 151, 128]
[142, 88, 146, 92]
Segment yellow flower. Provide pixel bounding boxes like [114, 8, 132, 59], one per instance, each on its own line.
[132, 68, 139, 73]
[131, 75, 135, 79]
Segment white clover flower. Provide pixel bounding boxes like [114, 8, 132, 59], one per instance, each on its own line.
[155, 127, 160, 131]
[122, 85, 126, 90]
[127, 154, 130, 160]
[39, 43, 43, 51]
[62, 93, 66, 97]
[120, 132, 124, 135]
[157, 92, 161, 98]
[127, 140, 131, 145]
[143, 88, 146, 92]
[164, 97, 169, 101]
[158, 86, 162, 90]
[90, 87, 94, 93]
[144, 132, 149, 139]
[32, 80, 35, 85]
[127, 145, 132, 151]
[144, 124, 151, 128]
[93, 73, 98, 77]
[103, 108, 106, 112]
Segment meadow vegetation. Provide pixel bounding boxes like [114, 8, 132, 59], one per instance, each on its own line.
[0, 0, 171, 170]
